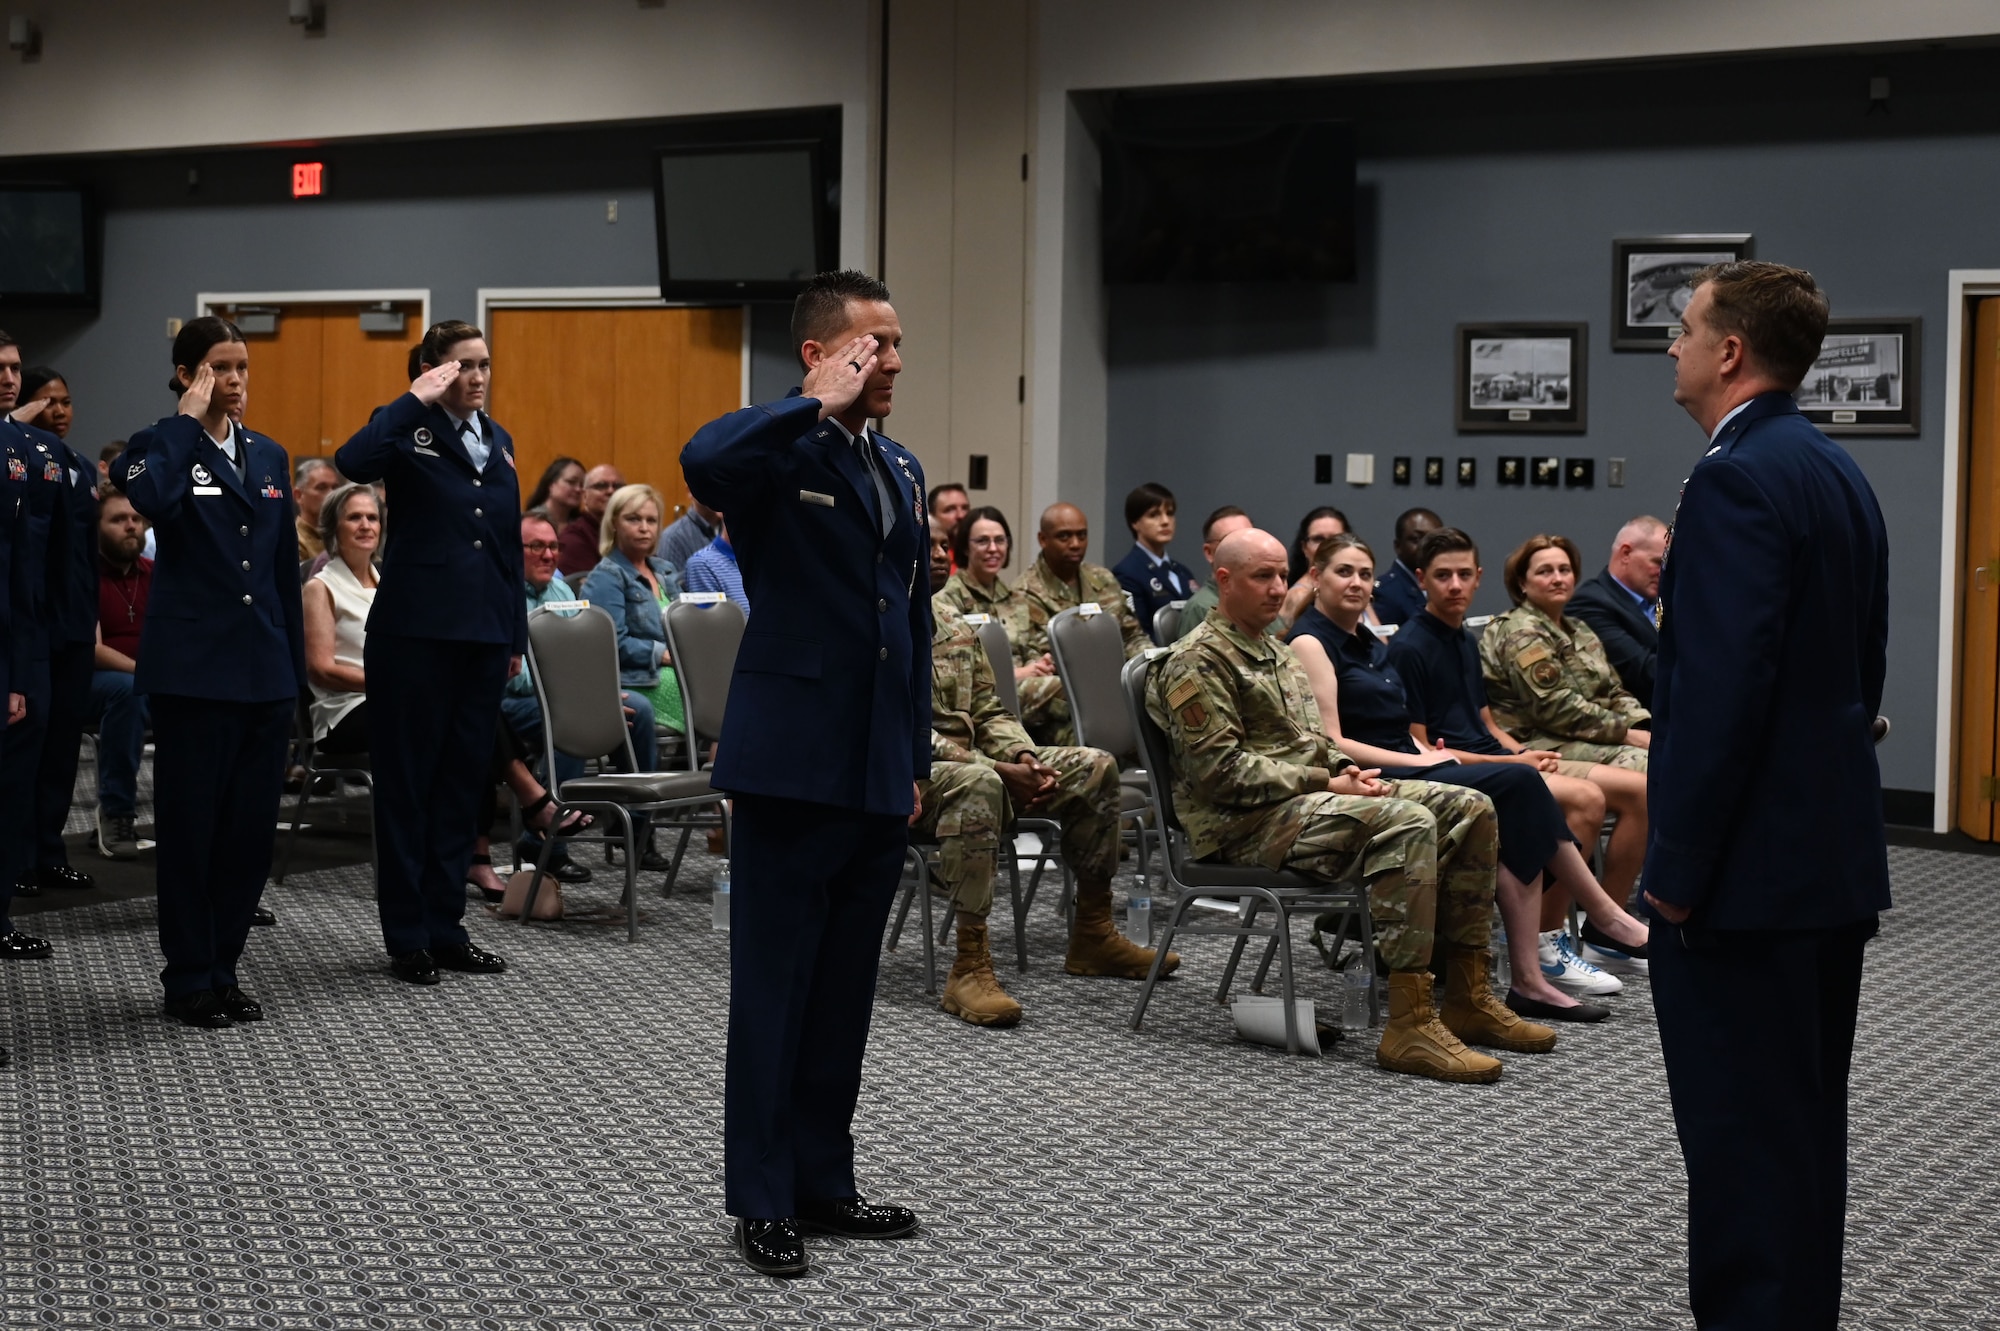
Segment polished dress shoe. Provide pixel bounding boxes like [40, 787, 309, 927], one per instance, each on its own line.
[390, 951, 442, 985]
[37, 864, 95, 891]
[796, 1196, 919, 1240]
[1505, 989, 1611, 1023]
[251, 906, 276, 927]
[163, 991, 234, 1028]
[735, 1219, 809, 1277]
[214, 986, 264, 1021]
[433, 943, 507, 974]
[0, 932, 54, 960]
[13, 873, 42, 899]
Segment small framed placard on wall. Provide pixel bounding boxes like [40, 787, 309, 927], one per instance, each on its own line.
[1793, 317, 1920, 436]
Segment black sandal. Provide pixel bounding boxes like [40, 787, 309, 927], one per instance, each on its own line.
[523, 792, 593, 837]
[465, 853, 506, 905]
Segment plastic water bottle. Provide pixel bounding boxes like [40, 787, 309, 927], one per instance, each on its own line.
[1341, 954, 1373, 1031]
[1123, 892, 1152, 945]
[711, 861, 731, 932]
[1492, 927, 1512, 994]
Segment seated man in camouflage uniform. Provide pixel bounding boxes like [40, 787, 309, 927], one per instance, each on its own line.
[1149, 529, 1555, 1082]
[1481, 533, 1649, 773]
[1014, 502, 1152, 745]
[915, 599, 1179, 1027]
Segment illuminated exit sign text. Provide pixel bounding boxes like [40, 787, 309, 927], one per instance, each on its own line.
[292, 162, 325, 198]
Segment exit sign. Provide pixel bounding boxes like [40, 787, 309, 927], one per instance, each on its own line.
[291, 162, 325, 198]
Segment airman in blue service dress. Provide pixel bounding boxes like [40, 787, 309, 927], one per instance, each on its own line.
[28, 436, 103, 894]
[681, 387, 931, 1244]
[114, 412, 304, 1019]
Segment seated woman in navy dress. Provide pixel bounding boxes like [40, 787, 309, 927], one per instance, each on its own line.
[1286, 533, 1652, 1023]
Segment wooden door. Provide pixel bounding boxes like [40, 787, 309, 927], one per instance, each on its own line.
[1958, 296, 2000, 839]
[215, 301, 422, 463]
[486, 306, 744, 519]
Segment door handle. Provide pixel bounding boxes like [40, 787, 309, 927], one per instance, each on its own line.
[1978, 562, 1998, 592]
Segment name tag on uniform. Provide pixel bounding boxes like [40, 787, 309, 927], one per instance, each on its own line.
[1078, 602, 1103, 617]
[963, 613, 991, 625]
[678, 591, 726, 606]
[799, 490, 835, 507]
[193, 485, 223, 496]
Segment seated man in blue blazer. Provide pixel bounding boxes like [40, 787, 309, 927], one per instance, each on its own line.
[1645, 261, 1889, 1330]
[1565, 516, 1666, 709]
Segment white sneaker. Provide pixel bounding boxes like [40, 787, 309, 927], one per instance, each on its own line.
[1538, 928, 1623, 996]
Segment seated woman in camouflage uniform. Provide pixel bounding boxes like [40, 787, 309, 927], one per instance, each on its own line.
[1482, 534, 1650, 774]
[933, 506, 1063, 730]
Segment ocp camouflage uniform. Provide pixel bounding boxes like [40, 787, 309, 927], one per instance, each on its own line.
[1014, 555, 1151, 745]
[1481, 601, 1649, 773]
[1147, 610, 1498, 971]
[934, 568, 1065, 741]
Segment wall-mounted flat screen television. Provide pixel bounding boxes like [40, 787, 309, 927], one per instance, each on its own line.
[0, 184, 97, 308]
[653, 141, 834, 301]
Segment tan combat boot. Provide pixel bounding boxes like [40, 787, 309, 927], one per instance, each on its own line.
[941, 918, 1023, 1027]
[1376, 971, 1503, 1083]
[1063, 880, 1179, 978]
[1439, 945, 1557, 1053]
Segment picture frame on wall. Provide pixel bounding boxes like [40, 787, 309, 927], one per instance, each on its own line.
[1455, 322, 1587, 433]
[1793, 317, 1920, 436]
[1612, 233, 1753, 350]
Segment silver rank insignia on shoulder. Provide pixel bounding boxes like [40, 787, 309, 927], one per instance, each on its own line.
[414, 427, 433, 446]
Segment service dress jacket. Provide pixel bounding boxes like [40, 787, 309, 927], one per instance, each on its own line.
[680, 392, 931, 817]
[1644, 392, 1890, 929]
[334, 394, 527, 651]
[114, 415, 305, 703]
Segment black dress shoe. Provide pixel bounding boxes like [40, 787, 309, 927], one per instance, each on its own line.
[164, 991, 234, 1028]
[735, 1219, 809, 1277]
[433, 943, 507, 974]
[251, 906, 276, 927]
[214, 986, 264, 1021]
[13, 873, 41, 899]
[1506, 989, 1611, 1023]
[796, 1196, 919, 1240]
[37, 864, 95, 891]
[548, 857, 594, 884]
[390, 951, 442, 985]
[0, 932, 54, 960]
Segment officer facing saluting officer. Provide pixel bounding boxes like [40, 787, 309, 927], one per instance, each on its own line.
[114, 317, 306, 1028]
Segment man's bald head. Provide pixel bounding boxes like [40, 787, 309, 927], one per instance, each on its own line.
[1213, 528, 1290, 635]
[1037, 502, 1090, 582]
[1609, 514, 1668, 599]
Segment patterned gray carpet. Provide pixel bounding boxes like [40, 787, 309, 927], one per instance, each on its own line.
[4, 825, 1996, 1328]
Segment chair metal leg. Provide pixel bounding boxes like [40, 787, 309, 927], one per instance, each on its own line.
[623, 809, 640, 942]
[1274, 905, 1303, 1055]
[1359, 901, 1381, 1027]
[935, 873, 955, 949]
[663, 823, 694, 896]
[273, 773, 312, 887]
[1216, 897, 1261, 1003]
[519, 808, 564, 924]
[1006, 849, 1028, 972]
[888, 850, 920, 951]
[1130, 892, 1198, 1033]
[917, 853, 937, 994]
[1250, 930, 1282, 994]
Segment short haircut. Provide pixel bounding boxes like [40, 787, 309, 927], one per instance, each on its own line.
[1413, 526, 1478, 572]
[320, 482, 382, 561]
[99, 440, 126, 464]
[419, 319, 485, 368]
[0, 327, 15, 352]
[521, 510, 558, 539]
[952, 504, 1014, 570]
[1502, 533, 1583, 605]
[928, 482, 968, 509]
[1394, 507, 1442, 542]
[599, 482, 664, 556]
[294, 457, 334, 487]
[790, 270, 892, 365]
[407, 343, 423, 380]
[1123, 481, 1176, 532]
[1689, 260, 1829, 389]
[1310, 530, 1376, 574]
[168, 316, 245, 394]
[1614, 515, 1667, 550]
[19, 366, 64, 400]
[1201, 505, 1249, 544]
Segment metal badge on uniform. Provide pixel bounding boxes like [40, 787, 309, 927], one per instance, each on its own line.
[414, 427, 433, 446]
[192, 462, 212, 484]
[800, 490, 836, 507]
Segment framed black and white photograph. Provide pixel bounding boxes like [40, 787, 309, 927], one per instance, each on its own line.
[1455, 323, 1587, 433]
[1794, 317, 1920, 436]
[1612, 233, 1753, 350]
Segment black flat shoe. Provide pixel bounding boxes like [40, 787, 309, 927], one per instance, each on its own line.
[390, 951, 441, 985]
[164, 991, 234, 1028]
[548, 857, 593, 884]
[433, 943, 507, 974]
[735, 1219, 808, 1277]
[251, 906, 276, 927]
[796, 1196, 919, 1240]
[1506, 989, 1611, 1023]
[214, 986, 264, 1021]
[37, 864, 95, 891]
[0, 932, 54, 960]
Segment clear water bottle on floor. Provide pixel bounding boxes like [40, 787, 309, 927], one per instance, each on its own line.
[1341, 953, 1373, 1032]
[712, 861, 731, 931]
[1493, 926, 1511, 993]
[1123, 891, 1152, 945]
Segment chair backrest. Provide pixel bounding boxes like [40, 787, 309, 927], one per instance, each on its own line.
[975, 618, 1023, 719]
[1151, 600, 1185, 645]
[527, 604, 636, 765]
[1048, 604, 1138, 765]
[1121, 651, 1189, 846]
[664, 596, 747, 766]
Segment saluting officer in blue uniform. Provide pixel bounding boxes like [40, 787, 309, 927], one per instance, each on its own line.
[681, 271, 931, 1278]
[335, 319, 522, 986]
[0, 330, 74, 963]
[113, 318, 305, 1028]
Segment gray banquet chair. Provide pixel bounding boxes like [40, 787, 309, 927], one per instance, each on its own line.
[273, 693, 375, 887]
[660, 595, 746, 879]
[1151, 599, 1187, 645]
[1045, 605, 1156, 898]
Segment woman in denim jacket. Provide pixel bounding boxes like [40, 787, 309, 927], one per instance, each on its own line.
[578, 483, 685, 733]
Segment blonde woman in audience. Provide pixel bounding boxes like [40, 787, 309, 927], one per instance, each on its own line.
[579, 482, 685, 736]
